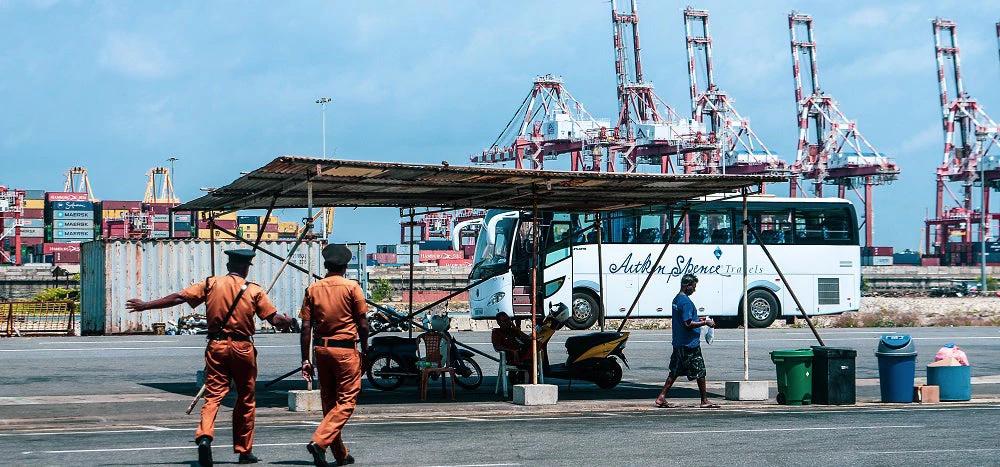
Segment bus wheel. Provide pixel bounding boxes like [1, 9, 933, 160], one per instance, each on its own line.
[568, 291, 599, 330]
[743, 289, 779, 328]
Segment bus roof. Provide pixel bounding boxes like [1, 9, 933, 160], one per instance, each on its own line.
[178, 156, 785, 213]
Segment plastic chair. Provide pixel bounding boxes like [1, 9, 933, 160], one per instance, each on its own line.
[417, 331, 456, 401]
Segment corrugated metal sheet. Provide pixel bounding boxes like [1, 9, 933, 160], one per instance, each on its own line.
[176, 156, 784, 213]
[81, 239, 325, 334]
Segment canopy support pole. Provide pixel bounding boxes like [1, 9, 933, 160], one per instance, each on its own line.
[742, 190, 750, 380]
[596, 213, 606, 332]
[530, 190, 539, 385]
[745, 221, 826, 346]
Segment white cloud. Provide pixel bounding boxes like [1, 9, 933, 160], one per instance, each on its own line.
[847, 5, 921, 28]
[98, 32, 170, 79]
[897, 123, 943, 156]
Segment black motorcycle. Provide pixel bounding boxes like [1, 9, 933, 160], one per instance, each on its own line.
[367, 305, 412, 333]
[365, 335, 483, 391]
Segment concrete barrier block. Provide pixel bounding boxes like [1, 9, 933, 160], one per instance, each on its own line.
[725, 380, 769, 401]
[513, 384, 558, 406]
[288, 390, 323, 412]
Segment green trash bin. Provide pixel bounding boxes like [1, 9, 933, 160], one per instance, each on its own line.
[770, 349, 814, 405]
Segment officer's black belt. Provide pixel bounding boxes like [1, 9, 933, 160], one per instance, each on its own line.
[207, 332, 252, 342]
[318, 338, 356, 349]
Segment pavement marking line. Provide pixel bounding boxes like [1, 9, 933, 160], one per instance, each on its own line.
[861, 448, 1000, 455]
[21, 441, 352, 455]
[0, 346, 207, 353]
[422, 464, 521, 467]
[651, 425, 921, 435]
[1, 423, 322, 437]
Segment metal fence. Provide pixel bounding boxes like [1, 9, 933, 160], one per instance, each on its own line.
[2, 301, 76, 337]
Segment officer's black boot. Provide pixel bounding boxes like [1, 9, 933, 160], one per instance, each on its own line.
[238, 451, 260, 464]
[306, 442, 329, 467]
[336, 454, 356, 466]
[196, 436, 213, 467]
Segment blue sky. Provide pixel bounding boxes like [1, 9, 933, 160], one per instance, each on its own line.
[2, 0, 998, 250]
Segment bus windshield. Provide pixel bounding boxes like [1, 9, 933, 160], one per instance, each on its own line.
[470, 211, 518, 280]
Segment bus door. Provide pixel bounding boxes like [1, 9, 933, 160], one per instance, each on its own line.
[469, 211, 519, 320]
[539, 213, 574, 318]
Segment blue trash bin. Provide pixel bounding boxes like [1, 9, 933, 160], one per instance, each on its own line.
[927, 365, 972, 401]
[875, 334, 917, 403]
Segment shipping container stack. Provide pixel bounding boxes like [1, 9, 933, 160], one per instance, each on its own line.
[861, 246, 894, 266]
[144, 202, 179, 239]
[278, 221, 298, 240]
[100, 200, 143, 238]
[17, 190, 45, 262]
[197, 211, 237, 240]
[44, 192, 93, 265]
[171, 210, 194, 238]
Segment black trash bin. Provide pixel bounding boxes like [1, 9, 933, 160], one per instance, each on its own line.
[811, 346, 857, 405]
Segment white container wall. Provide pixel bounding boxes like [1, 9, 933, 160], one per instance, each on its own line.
[81, 239, 325, 334]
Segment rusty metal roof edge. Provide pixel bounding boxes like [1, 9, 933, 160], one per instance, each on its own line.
[177, 156, 783, 211]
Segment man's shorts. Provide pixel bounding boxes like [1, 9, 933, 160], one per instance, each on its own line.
[668, 345, 706, 380]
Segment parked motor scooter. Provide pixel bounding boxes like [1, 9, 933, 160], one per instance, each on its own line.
[365, 316, 483, 391]
[367, 304, 412, 333]
[518, 303, 629, 389]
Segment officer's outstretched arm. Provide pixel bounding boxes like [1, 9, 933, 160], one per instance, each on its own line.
[126, 293, 187, 313]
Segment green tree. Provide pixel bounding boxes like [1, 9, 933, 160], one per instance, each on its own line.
[370, 279, 393, 302]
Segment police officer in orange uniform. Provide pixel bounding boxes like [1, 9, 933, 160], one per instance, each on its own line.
[127, 249, 293, 466]
[299, 244, 369, 467]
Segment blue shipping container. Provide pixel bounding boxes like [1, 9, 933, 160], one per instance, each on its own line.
[53, 211, 95, 220]
[237, 216, 260, 225]
[56, 220, 94, 229]
[50, 201, 95, 211]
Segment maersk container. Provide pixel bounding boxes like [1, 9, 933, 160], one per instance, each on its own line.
[81, 239, 327, 335]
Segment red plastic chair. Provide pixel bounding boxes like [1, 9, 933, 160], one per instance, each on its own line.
[417, 331, 455, 401]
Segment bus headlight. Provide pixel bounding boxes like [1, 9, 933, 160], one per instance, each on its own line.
[487, 291, 505, 305]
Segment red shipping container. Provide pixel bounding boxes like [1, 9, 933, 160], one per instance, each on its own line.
[420, 249, 463, 261]
[143, 202, 177, 214]
[263, 223, 278, 232]
[374, 253, 397, 264]
[461, 244, 476, 258]
[21, 237, 43, 246]
[151, 222, 170, 230]
[921, 257, 941, 266]
[43, 243, 80, 254]
[437, 258, 473, 266]
[101, 200, 143, 210]
[198, 220, 238, 230]
[53, 250, 81, 263]
[173, 231, 192, 238]
[22, 209, 44, 218]
[46, 192, 89, 202]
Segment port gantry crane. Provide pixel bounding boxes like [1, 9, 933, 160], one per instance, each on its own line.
[787, 11, 900, 247]
[471, 74, 612, 171]
[683, 7, 788, 184]
[925, 19, 1000, 257]
[0, 186, 26, 265]
[609, 0, 708, 173]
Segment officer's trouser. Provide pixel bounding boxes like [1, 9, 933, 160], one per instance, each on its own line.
[196, 338, 257, 454]
[311, 345, 362, 461]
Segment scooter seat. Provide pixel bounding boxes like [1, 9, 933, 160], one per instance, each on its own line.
[370, 336, 417, 355]
[564, 331, 625, 357]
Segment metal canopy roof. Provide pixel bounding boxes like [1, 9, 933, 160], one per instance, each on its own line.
[177, 156, 784, 212]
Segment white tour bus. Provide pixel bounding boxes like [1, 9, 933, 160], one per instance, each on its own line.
[469, 196, 861, 329]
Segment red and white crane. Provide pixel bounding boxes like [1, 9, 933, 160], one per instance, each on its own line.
[924, 19, 1000, 257]
[610, 0, 707, 173]
[683, 7, 787, 180]
[471, 74, 612, 171]
[787, 11, 899, 247]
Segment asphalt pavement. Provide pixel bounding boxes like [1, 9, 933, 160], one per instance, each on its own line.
[1, 327, 998, 466]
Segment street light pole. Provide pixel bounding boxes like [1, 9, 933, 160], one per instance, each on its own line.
[315, 97, 332, 239]
[316, 97, 331, 158]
